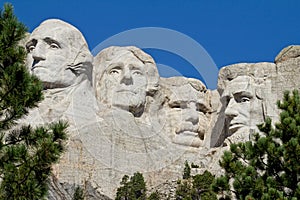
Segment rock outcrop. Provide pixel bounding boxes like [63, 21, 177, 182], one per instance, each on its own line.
[20, 19, 300, 199]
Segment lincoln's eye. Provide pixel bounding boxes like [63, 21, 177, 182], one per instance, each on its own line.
[240, 96, 250, 103]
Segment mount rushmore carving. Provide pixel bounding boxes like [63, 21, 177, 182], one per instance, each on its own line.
[22, 19, 300, 198]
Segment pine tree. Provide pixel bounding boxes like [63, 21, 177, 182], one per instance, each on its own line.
[183, 160, 191, 180]
[116, 172, 147, 200]
[0, 3, 68, 199]
[212, 90, 300, 200]
[193, 171, 217, 200]
[73, 186, 85, 200]
[147, 191, 160, 200]
[176, 168, 217, 200]
[175, 179, 195, 200]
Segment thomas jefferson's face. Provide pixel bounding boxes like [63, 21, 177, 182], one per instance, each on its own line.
[223, 76, 261, 136]
[26, 24, 77, 88]
[99, 51, 147, 113]
[165, 84, 209, 148]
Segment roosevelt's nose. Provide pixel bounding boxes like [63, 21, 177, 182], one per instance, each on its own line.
[32, 43, 46, 61]
[225, 98, 239, 117]
[184, 105, 199, 125]
[120, 67, 133, 85]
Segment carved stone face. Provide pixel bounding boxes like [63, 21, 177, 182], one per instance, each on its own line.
[164, 81, 210, 148]
[223, 76, 262, 137]
[99, 51, 147, 114]
[26, 21, 78, 88]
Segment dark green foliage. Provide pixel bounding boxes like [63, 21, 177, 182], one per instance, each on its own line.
[212, 90, 300, 200]
[176, 162, 217, 200]
[193, 171, 217, 200]
[183, 160, 191, 179]
[176, 179, 195, 200]
[0, 121, 68, 200]
[73, 185, 85, 200]
[0, 3, 68, 199]
[0, 3, 43, 130]
[116, 172, 146, 200]
[147, 191, 160, 200]
[190, 163, 199, 168]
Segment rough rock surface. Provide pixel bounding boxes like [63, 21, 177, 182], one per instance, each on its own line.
[21, 19, 300, 199]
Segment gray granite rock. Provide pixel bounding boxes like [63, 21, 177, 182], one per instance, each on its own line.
[21, 19, 300, 199]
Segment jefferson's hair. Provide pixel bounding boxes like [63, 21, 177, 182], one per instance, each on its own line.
[93, 46, 159, 95]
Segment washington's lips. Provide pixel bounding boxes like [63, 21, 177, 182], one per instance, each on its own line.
[31, 65, 45, 71]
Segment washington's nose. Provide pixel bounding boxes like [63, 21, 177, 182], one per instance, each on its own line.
[120, 68, 133, 85]
[32, 44, 46, 61]
[225, 98, 239, 117]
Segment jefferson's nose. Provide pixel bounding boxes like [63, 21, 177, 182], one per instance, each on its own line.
[120, 68, 133, 85]
[225, 98, 239, 117]
[32, 43, 46, 61]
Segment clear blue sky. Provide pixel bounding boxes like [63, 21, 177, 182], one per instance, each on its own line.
[7, 0, 300, 89]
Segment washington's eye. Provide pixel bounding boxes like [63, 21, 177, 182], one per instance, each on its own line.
[27, 45, 35, 53]
[50, 43, 59, 49]
[26, 39, 37, 53]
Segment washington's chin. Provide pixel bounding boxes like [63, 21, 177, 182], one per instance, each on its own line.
[32, 70, 55, 82]
[42, 82, 70, 89]
[31, 67, 47, 76]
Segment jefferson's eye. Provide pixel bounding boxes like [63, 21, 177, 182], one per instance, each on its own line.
[133, 70, 142, 75]
[50, 43, 59, 49]
[109, 69, 120, 74]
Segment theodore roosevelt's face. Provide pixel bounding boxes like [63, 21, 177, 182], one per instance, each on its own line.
[165, 83, 209, 148]
[26, 24, 77, 88]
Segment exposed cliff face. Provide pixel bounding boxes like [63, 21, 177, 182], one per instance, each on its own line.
[21, 19, 300, 199]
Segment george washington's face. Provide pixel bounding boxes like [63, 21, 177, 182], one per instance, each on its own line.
[26, 23, 77, 89]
